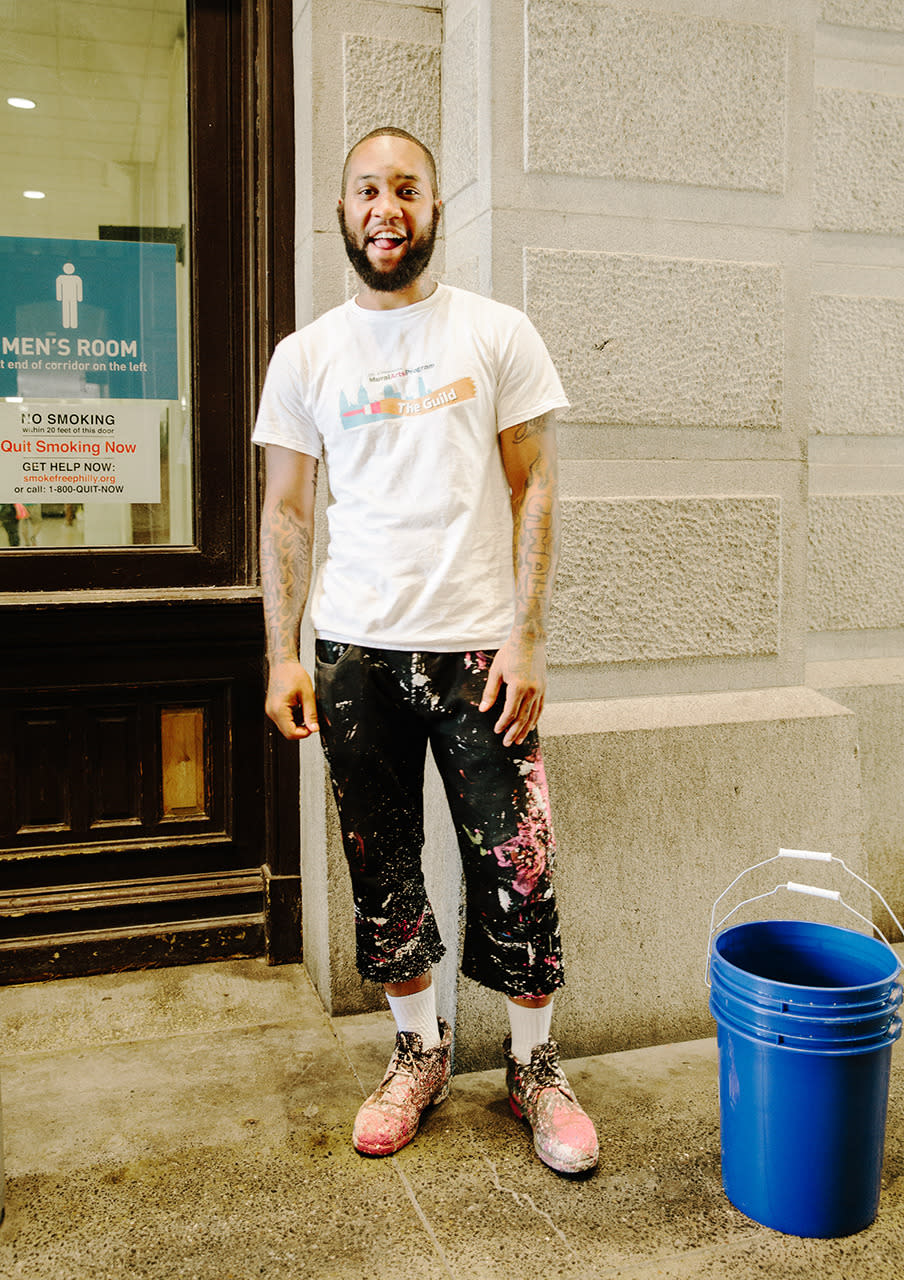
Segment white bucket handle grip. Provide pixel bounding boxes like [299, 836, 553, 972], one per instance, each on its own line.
[786, 882, 840, 901]
[705, 849, 904, 986]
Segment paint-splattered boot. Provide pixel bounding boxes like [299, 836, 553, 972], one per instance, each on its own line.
[505, 1036, 599, 1174]
[353, 1018, 452, 1156]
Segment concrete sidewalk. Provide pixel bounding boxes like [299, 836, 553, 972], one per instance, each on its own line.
[0, 958, 902, 1279]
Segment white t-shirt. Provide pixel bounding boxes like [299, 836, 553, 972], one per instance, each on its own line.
[252, 283, 568, 651]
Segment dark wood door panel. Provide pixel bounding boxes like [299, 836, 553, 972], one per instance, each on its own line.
[87, 706, 143, 829]
[0, 871, 265, 944]
[2, 840, 250, 899]
[1, 684, 231, 848]
[0, 594, 300, 979]
[14, 709, 74, 834]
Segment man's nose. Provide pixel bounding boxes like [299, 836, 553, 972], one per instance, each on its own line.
[372, 189, 401, 219]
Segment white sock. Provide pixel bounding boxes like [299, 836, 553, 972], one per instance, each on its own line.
[506, 997, 554, 1064]
[386, 985, 441, 1050]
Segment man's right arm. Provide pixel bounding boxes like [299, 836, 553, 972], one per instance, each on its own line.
[260, 443, 320, 740]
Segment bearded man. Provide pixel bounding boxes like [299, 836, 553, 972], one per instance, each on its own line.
[253, 127, 598, 1174]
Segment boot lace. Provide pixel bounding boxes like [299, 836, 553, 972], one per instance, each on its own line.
[389, 1030, 424, 1078]
[517, 1039, 573, 1106]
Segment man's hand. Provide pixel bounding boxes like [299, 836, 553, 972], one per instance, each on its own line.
[265, 660, 319, 740]
[479, 635, 547, 747]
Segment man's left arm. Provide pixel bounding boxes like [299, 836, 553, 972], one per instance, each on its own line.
[479, 410, 559, 746]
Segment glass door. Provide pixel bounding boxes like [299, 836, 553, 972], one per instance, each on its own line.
[1, 0, 192, 551]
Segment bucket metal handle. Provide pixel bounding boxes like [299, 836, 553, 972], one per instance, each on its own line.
[704, 849, 904, 987]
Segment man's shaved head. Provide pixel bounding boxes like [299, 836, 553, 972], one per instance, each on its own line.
[341, 127, 438, 198]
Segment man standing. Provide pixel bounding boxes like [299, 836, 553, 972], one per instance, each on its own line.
[254, 127, 598, 1174]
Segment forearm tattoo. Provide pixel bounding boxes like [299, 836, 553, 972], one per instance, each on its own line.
[510, 418, 559, 639]
[261, 475, 316, 663]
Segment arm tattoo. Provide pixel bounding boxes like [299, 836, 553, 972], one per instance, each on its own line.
[510, 413, 549, 446]
[510, 424, 559, 641]
[260, 466, 317, 663]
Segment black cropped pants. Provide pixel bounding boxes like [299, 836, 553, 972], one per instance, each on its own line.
[314, 641, 565, 1000]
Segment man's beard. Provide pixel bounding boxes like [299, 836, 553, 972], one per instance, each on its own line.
[338, 205, 440, 293]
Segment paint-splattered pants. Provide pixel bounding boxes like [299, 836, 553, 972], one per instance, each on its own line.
[314, 641, 565, 999]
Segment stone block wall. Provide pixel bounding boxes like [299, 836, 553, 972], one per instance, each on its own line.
[291, 0, 904, 1063]
[809, 11, 904, 669]
[805, 3, 904, 950]
[523, 2, 788, 192]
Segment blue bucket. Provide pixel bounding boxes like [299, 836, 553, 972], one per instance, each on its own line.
[711, 919, 903, 1047]
[710, 918, 902, 1237]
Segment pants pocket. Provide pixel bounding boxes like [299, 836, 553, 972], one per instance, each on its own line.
[315, 639, 354, 667]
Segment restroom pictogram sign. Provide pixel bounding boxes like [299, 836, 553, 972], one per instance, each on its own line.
[0, 236, 178, 400]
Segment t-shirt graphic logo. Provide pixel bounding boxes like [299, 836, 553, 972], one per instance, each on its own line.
[340, 376, 476, 429]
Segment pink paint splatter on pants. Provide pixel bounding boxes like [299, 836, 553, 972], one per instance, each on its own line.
[491, 830, 548, 896]
[489, 749, 556, 897]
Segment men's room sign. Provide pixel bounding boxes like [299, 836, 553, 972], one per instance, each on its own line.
[0, 401, 162, 503]
[0, 236, 178, 399]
